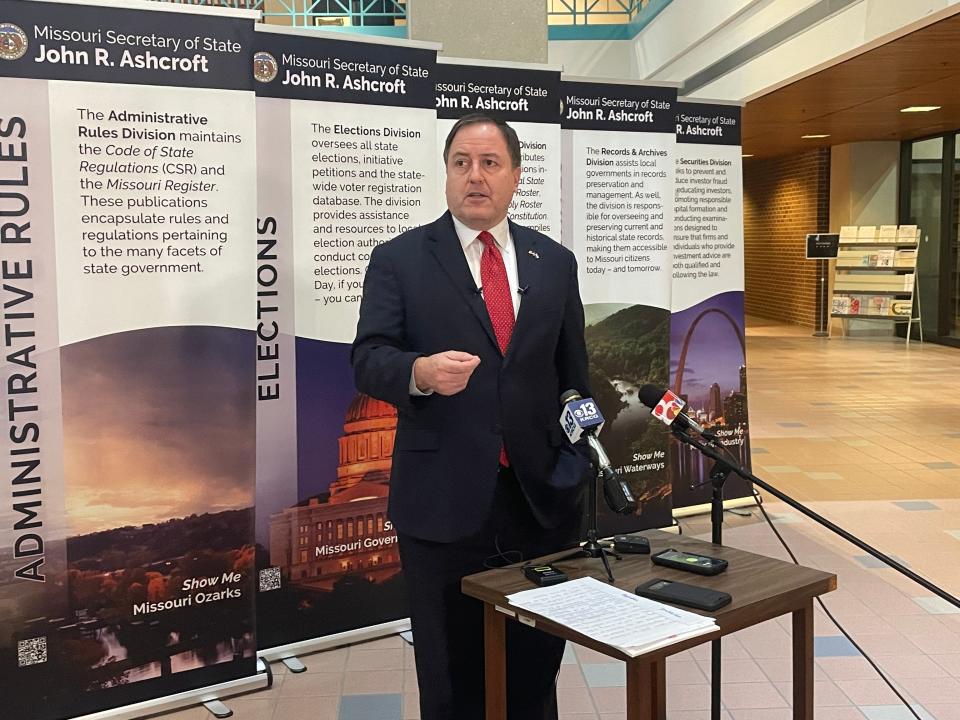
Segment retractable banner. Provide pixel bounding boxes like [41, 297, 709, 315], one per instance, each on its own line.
[435, 59, 561, 237]
[561, 79, 677, 534]
[0, 1, 258, 717]
[671, 101, 751, 508]
[253, 27, 438, 652]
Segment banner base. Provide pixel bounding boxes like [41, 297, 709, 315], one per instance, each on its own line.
[201, 699, 233, 719]
[258, 618, 411, 664]
[74, 666, 270, 720]
[281, 657, 308, 673]
[672, 495, 757, 519]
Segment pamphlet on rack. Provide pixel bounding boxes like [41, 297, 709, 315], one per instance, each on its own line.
[506, 577, 718, 657]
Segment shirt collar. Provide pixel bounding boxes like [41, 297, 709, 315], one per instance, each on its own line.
[451, 214, 511, 254]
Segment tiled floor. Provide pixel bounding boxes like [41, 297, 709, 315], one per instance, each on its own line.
[159, 317, 960, 719]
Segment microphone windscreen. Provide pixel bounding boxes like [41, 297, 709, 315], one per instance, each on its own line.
[559, 388, 582, 405]
[639, 384, 667, 410]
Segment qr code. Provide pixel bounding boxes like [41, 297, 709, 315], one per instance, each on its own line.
[18, 637, 47, 667]
[259, 567, 281, 592]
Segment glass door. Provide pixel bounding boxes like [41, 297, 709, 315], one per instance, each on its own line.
[905, 137, 943, 338]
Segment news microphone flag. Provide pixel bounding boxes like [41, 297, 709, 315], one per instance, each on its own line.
[651, 388, 685, 428]
[559, 396, 604, 444]
[558, 390, 636, 514]
[640, 384, 715, 439]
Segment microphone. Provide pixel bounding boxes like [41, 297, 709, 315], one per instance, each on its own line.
[472, 285, 483, 295]
[558, 390, 637, 514]
[517, 285, 530, 295]
[638, 384, 716, 440]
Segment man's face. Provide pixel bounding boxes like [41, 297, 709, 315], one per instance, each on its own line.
[445, 122, 521, 230]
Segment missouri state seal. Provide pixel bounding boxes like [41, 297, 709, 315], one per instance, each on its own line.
[253, 50, 278, 83]
[0, 23, 28, 61]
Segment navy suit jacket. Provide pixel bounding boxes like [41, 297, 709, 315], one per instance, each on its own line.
[351, 212, 591, 543]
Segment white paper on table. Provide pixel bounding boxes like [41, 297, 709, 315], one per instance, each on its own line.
[507, 577, 718, 657]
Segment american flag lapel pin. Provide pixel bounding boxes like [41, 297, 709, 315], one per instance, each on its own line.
[528, 249, 540, 259]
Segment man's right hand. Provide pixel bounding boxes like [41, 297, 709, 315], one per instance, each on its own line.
[414, 351, 481, 396]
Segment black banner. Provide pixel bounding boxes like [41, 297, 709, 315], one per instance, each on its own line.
[561, 80, 676, 133]
[253, 31, 435, 108]
[676, 101, 741, 146]
[435, 62, 559, 123]
[0, 0, 252, 90]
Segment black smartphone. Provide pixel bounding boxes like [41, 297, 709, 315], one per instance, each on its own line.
[651, 548, 728, 576]
[523, 564, 568, 586]
[635, 578, 732, 612]
[612, 534, 650, 554]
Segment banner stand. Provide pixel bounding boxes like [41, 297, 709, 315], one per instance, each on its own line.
[257, 618, 409, 666]
[561, 75, 680, 535]
[253, 24, 439, 674]
[670, 96, 752, 513]
[74, 661, 270, 720]
[1, 3, 264, 718]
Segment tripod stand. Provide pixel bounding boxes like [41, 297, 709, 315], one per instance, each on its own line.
[552, 463, 621, 582]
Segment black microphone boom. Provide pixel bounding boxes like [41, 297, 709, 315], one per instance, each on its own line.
[670, 417, 960, 613]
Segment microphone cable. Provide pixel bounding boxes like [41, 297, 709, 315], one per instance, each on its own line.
[750, 490, 923, 720]
[706, 438, 923, 719]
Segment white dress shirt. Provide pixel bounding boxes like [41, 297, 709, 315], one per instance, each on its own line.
[450, 214, 520, 320]
[409, 215, 522, 395]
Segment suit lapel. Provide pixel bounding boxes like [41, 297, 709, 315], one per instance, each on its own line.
[426, 213, 499, 351]
[507, 222, 543, 361]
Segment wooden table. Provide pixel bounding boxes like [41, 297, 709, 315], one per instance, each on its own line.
[461, 529, 836, 720]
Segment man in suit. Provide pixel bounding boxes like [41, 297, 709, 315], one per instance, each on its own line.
[352, 113, 591, 720]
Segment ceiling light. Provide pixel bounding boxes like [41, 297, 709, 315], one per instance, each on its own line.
[900, 105, 941, 113]
[741, 154, 754, 158]
[801, 134, 830, 139]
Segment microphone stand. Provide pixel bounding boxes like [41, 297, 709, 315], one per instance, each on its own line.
[699, 453, 734, 720]
[670, 425, 960, 720]
[551, 457, 620, 583]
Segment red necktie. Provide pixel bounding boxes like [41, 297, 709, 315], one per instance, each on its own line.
[479, 231, 515, 354]
[478, 231, 515, 466]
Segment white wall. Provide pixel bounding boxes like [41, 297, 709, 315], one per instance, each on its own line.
[693, 0, 957, 101]
[546, 0, 960, 100]
[548, 39, 638, 78]
[644, 0, 817, 85]
[830, 142, 900, 229]
[829, 141, 901, 335]
[632, 0, 762, 78]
